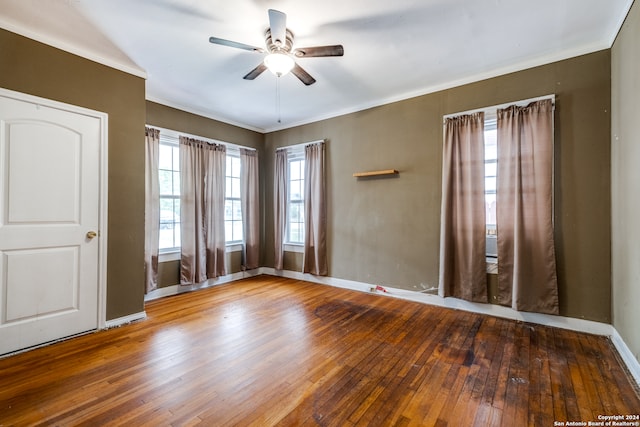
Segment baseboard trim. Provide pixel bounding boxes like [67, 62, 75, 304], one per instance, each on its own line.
[104, 311, 147, 329]
[144, 269, 263, 302]
[611, 327, 640, 387]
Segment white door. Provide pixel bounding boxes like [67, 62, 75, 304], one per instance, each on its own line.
[0, 89, 106, 355]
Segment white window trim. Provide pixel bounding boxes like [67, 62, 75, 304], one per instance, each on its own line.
[158, 135, 181, 253]
[159, 244, 242, 263]
[226, 243, 243, 253]
[148, 125, 258, 260]
[225, 152, 243, 244]
[282, 143, 308, 244]
[284, 243, 304, 253]
[159, 251, 180, 262]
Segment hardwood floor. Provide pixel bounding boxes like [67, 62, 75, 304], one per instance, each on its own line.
[1, 276, 638, 426]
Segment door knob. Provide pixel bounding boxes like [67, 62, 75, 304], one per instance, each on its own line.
[86, 231, 98, 239]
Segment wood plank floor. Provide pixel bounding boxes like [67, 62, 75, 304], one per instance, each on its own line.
[1, 276, 638, 426]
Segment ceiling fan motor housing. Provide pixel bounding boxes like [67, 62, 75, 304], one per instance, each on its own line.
[266, 29, 294, 54]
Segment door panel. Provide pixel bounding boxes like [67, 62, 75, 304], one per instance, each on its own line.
[0, 91, 104, 355]
[4, 247, 79, 323]
[7, 122, 81, 223]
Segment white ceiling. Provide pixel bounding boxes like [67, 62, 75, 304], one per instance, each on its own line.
[0, 0, 633, 132]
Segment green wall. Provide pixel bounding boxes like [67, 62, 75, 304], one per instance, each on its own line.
[264, 50, 612, 322]
[0, 28, 146, 320]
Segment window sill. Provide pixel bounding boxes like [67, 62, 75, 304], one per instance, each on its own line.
[159, 251, 180, 263]
[284, 243, 304, 253]
[226, 243, 243, 253]
[159, 244, 243, 263]
[486, 257, 498, 275]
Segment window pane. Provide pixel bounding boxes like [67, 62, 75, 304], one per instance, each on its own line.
[290, 160, 301, 180]
[485, 145, 497, 161]
[172, 146, 179, 170]
[289, 223, 301, 243]
[233, 200, 242, 220]
[231, 156, 241, 177]
[225, 221, 233, 242]
[289, 161, 298, 180]
[485, 128, 497, 160]
[159, 170, 173, 195]
[233, 221, 243, 241]
[485, 177, 496, 192]
[159, 228, 173, 249]
[485, 162, 497, 177]
[290, 181, 303, 201]
[174, 199, 180, 220]
[231, 177, 240, 198]
[159, 198, 174, 214]
[485, 193, 497, 226]
[289, 203, 299, 223]
[159, 145, 173, 170]
[225, 200, 233, 220]
[172, 171, 180, 195]
[226, 155, 232, 174]
[225, 178, 232, 198]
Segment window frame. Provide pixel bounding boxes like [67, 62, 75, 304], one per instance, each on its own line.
[158, 135, 181, 254]
[484, 116, 498, 259]
[224, 150, 243, 245]
[286, 149, 305, 246]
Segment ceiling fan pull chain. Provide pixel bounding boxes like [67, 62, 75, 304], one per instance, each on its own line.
[276, 76, 282, 124]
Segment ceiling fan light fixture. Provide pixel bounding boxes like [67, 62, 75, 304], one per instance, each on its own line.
[264, 53, 295, 77]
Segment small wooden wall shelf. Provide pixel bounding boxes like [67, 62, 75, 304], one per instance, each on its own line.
[353, 169, 399, 178]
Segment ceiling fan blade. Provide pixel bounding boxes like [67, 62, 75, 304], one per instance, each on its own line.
[291, 63, 316, 86]
[268, 9, 287, 47]
[209, 37, 264, 53]
[243, 63, 268, 80]
[294, 45, 344, 58]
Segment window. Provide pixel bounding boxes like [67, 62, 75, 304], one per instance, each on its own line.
[287, 157, 305, 244]
[484, 118, 498, 258]
[153, 126, 255, 253]
[158, 139, 181, 251]
[225, 154, 243, 243]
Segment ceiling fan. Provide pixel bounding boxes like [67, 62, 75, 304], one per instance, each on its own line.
[209, 9, 344, 86]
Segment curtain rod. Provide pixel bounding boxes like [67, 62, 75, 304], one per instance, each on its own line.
[147, 125, 257, 152]
[275, 139, 326, 152]
[443, 94, 555, 121]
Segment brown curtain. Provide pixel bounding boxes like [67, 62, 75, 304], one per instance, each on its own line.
[274, 149, 287, 270]
[144, 127, 160, 293]
[438, 113, 488, 302]
[179, 137, 226, 284]
[240, 148, 259, 270]
[303, 141, 328, 276]
[496, 99, 559, 314]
